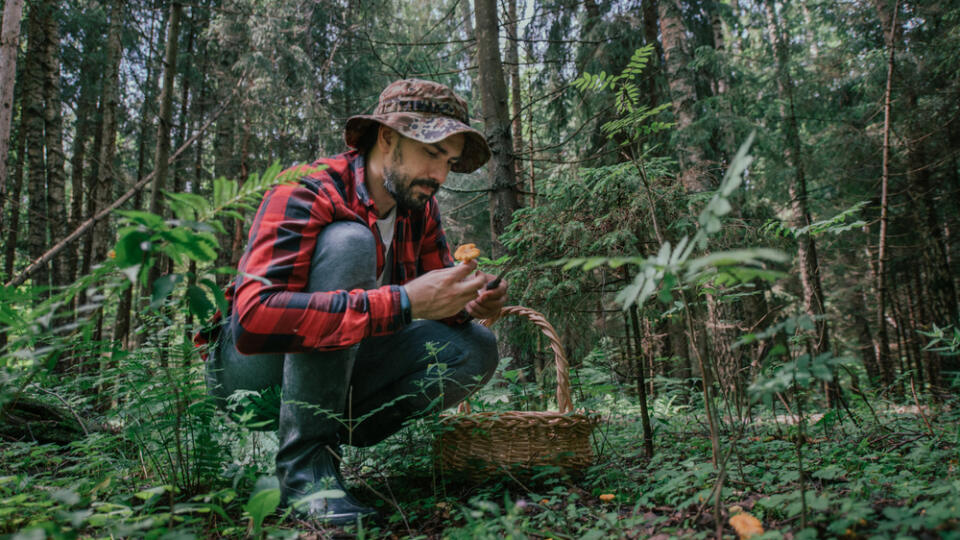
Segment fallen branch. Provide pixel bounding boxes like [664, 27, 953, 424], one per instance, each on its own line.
[5, 75, 245, 289]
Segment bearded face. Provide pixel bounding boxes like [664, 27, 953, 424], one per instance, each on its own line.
[382, 140, 440, 212]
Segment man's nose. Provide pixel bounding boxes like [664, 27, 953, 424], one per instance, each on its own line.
[429, 162, 451, 185]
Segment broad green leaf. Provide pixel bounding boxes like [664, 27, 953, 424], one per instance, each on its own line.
[150, 274, 183, 308]
[116, 210, 165, 229]
[113, 228, 151, 268]
[243, 487, 281, 532]
[187, 285, 215, 320]
[134, 485, 171, 500]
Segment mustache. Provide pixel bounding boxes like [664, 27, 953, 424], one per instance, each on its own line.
[410, 179, 440, 192]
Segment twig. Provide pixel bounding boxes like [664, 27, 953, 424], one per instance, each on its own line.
[35, 386, 90, 437]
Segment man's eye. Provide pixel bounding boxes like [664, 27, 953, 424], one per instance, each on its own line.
[425, 149, 438, 158]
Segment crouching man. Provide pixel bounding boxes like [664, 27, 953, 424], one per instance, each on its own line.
[202, 79, 507, 524]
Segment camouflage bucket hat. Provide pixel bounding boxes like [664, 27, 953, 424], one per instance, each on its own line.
[344, 79, 491, 173]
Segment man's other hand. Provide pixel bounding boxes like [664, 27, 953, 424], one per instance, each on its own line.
[465, 271, 507, 320]
[404, 261, 489, 320]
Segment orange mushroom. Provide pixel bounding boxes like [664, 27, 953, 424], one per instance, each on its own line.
[729, 512, 764, 539]
[454, 243, 481, 263]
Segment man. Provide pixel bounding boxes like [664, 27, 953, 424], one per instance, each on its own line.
[204, 79, 508, 524]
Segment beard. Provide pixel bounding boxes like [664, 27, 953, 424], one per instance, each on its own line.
[383, 145, 439, 212]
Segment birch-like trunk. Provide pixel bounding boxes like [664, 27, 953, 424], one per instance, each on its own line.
[0, 0, 24, 203]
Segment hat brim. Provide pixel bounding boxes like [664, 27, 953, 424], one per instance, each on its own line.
[345, 113, 491, 173]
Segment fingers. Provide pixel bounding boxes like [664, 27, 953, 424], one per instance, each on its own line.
[467, 276, 508, 319]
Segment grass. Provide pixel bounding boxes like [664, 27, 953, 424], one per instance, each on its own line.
[3, 378, 958, 539]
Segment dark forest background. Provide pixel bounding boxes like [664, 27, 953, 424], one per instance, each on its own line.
[1, 0, 959, 537]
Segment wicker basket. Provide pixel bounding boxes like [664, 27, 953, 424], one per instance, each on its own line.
[437, 306, 599, 478]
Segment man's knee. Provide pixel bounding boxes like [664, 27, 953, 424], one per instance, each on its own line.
[308, 221, 376, 292]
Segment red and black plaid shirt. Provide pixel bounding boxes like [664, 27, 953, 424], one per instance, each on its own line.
[205, 150, 466, 355]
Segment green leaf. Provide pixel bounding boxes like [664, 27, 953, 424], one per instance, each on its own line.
[134, 485, 171, 501]
[113, 228, 152, 269]
[187, 285, 216, 320]
[243, 488, 281, 533]
[116, 210, 165, 229]
[202, 278, 228, 316]
[150, 274, 183, 308]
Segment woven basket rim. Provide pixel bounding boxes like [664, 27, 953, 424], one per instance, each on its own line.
[439, 410, 600, 422]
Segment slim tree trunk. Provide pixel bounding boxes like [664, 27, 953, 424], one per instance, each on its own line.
[0, 105, 24, 346]
[42, 4, 66, 287]
[3, 114, 25, 279]
[874, 0, 897, 387]
[765, 0, 835, 402]
[505, 0, 522, 187]
[0, 0, 24, 202]
[841, 251, 880, 381]
[630, 305, 655, 458]
[146, 2, 181, 287]
[114, 2, 163, 352]
[475, 0, 519, 257]
[66, 73, 98, 284]
[92, 0, 124, 265]
[79, 107, 104, 296]
[212, 37, 238, 285]
[658, 0, 709, 193]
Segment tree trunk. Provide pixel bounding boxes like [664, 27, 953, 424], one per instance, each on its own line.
[146, 2, 182, 293]
[474, 0, 519, 257]
[115, 0, 163, 349]
[873, 0, 897, 388]
[23, 0, 49, 291]
[0, 99, 24, 347]
[42, 3, 66, 287]
[841, 251, 880, 381]
[630, 305, 655, 458]
[906, 139, 958, 327]
[765, 0, 835, 402]
[3, 111, 25, 280]
[505, 0, 522, 189]
[92, 0, 124, 265]
[79, 106, 103, 298]
[213, 41, 238, 286]
[0, 0, 24, 202]
[66, 70, 98, 284]
[658, 0, 709, 193]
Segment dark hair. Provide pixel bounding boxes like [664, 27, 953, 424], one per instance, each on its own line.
[355, 124, 381, 152]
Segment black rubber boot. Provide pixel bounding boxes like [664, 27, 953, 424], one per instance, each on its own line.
[276, 346, 376, 525]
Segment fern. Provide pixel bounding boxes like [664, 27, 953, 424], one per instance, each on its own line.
[573, 45, 671, 142]
[559, 132, 788, 311]
[760, 201, 868, 239]
[111, 162, 321, 319]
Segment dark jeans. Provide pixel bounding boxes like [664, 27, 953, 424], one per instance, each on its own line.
[206, 221, 499, 446]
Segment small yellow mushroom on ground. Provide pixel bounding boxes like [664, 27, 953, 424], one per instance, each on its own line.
[729, 512, 764, 539]
[454, 243, 481, 263]
[598, 493, 616, 502]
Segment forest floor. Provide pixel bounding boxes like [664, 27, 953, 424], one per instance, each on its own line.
[1, 390, 959, 539]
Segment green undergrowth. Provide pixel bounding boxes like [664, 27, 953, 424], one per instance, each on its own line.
[2, 379, 959, 539]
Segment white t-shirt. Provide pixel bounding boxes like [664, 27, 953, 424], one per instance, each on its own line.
[376, 207, 396, 286]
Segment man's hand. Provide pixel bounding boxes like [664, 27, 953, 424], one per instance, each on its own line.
[465, 271, 508, 320]
[403, 261, 489, 320]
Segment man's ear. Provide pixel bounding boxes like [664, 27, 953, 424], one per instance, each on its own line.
[377, 125, 397, 151]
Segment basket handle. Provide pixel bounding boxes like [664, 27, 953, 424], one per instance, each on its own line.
[458, 305, 573, 414]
